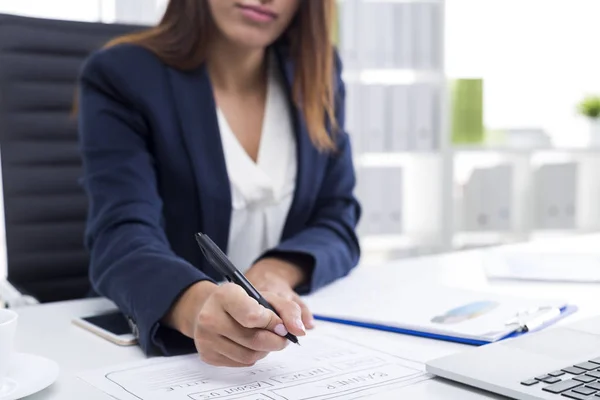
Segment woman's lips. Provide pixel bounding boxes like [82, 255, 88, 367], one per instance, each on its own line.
[237, 4, 277, 23]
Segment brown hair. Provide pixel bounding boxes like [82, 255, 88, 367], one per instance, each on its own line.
[106, 0, 338, 151]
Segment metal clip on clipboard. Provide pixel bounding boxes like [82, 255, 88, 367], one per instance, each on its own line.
[505, 306, 563, 333]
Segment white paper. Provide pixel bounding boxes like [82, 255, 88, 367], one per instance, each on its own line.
[303, 272, 566, 343]
[79, 332, 429, 400]
[484, 251, 600, 283]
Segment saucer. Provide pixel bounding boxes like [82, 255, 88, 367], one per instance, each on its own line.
[0, 353, 59, 400]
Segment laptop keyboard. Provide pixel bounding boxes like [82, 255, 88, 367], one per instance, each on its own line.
[521, 357, 600, 399]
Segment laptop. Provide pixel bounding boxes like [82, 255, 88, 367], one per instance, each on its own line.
[426, 316, 600, 400]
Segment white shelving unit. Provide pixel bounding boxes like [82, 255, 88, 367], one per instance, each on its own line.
[338, 0, 451, 262]
[452, 146, 600, 251]
[340, 0, 600, 262]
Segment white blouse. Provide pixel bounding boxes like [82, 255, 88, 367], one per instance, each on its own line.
[216, 57, 297, 273]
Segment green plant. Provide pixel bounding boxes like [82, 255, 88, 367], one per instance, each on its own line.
[577, 96, 600, 119]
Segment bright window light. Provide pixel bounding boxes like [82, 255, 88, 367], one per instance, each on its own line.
[0, 0, 103, 22]
[0, 0, 165, 24]
[446, 0, 600, 147]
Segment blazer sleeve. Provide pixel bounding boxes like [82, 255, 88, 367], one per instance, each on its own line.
[262, 52, 362, 293]
[78, 51, 212, 356]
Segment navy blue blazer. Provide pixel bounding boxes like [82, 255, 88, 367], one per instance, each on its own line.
[78, 42, 361, 355]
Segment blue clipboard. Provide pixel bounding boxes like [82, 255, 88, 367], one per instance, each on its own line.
[314, 305, 579, 346]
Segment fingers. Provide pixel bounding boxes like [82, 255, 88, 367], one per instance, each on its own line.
[219, 284, 279, 330]
[294, 296, 315, 330]
[194, 283, 308, 368]
[212, 335, 269, 366]
[246, 281, 315, 330]
[208, 311, 288, 352]
[201, 283, 289, 348]
[263, 292, 306, 337]
[199, 350, 256, 368]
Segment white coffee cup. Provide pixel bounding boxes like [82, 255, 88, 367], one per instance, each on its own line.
[0, 309, 18, 386]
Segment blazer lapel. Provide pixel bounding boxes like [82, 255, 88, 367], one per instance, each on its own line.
[273, 46, 320, 239]
[167, 66, 232, 254]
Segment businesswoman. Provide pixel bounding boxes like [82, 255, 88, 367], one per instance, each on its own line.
[78, 0, 360, 366]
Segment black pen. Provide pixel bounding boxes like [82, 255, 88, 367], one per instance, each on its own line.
[194, 233, 300, 345]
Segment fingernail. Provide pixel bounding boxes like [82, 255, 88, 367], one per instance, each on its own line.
[306, 318, 315, 329]
[295, 318, 306, 333]
[274, 324, 288, 337]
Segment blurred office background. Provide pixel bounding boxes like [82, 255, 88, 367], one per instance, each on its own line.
[1, 0, 600, 281]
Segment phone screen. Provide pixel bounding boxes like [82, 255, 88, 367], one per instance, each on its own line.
[82, 312, 132, 336]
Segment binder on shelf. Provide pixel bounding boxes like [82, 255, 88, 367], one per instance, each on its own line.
[345, 82, 363, 154]
[410, 84, 438, 151]
[388, 85, 411, 152]
[383, 167, 404, 235]
[360, 84, 387, 153]
[557, 164, 578, 228]
[416, 3, 442, 70]
[486, 165, 513, 231]
[463, 169, 487, 231]
[429, 3, 442, 70]
[304, 272, 578, 346]
[413, 3, 435, 70]
[356, 167, 387, 236]
[379, 2, 395, 68]
[370, 168, 387, 235]
[394, 3, 414, 69]
[462, 165, 512, 231]
[534, 163, 578, 230]
[339, 0, 359, 69]
[451, 79, 484, 144]
[357, 1, 378, 69]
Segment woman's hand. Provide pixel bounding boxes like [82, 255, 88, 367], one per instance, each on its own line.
[246, 258, 315, 330]
[166, 281, 306, 367]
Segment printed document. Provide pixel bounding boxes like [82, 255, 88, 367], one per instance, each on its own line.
[302, 270, 567, 343]
[79, 332, 430, 400]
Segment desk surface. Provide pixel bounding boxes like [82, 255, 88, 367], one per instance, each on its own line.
[14, 242, 600, 400]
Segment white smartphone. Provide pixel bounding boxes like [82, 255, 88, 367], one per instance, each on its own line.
[73, 311, 138, 346]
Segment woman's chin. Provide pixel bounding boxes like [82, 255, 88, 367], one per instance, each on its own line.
[224, 30, 280, 51]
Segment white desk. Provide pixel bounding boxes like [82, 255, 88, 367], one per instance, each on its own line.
[14, 243, 600, 399]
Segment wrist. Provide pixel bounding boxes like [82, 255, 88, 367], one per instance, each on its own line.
[165, 280, 217, 338]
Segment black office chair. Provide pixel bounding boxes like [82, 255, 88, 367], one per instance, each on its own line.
[0, 14, 143, 302]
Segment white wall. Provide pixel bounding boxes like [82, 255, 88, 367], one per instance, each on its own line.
[446, 0, 600, 147]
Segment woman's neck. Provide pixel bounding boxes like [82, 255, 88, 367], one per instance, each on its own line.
[206, 37, 267, 94]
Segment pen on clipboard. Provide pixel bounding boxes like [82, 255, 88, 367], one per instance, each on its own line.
[516, 307, 562, 333]
[194, 233, 300, 346]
